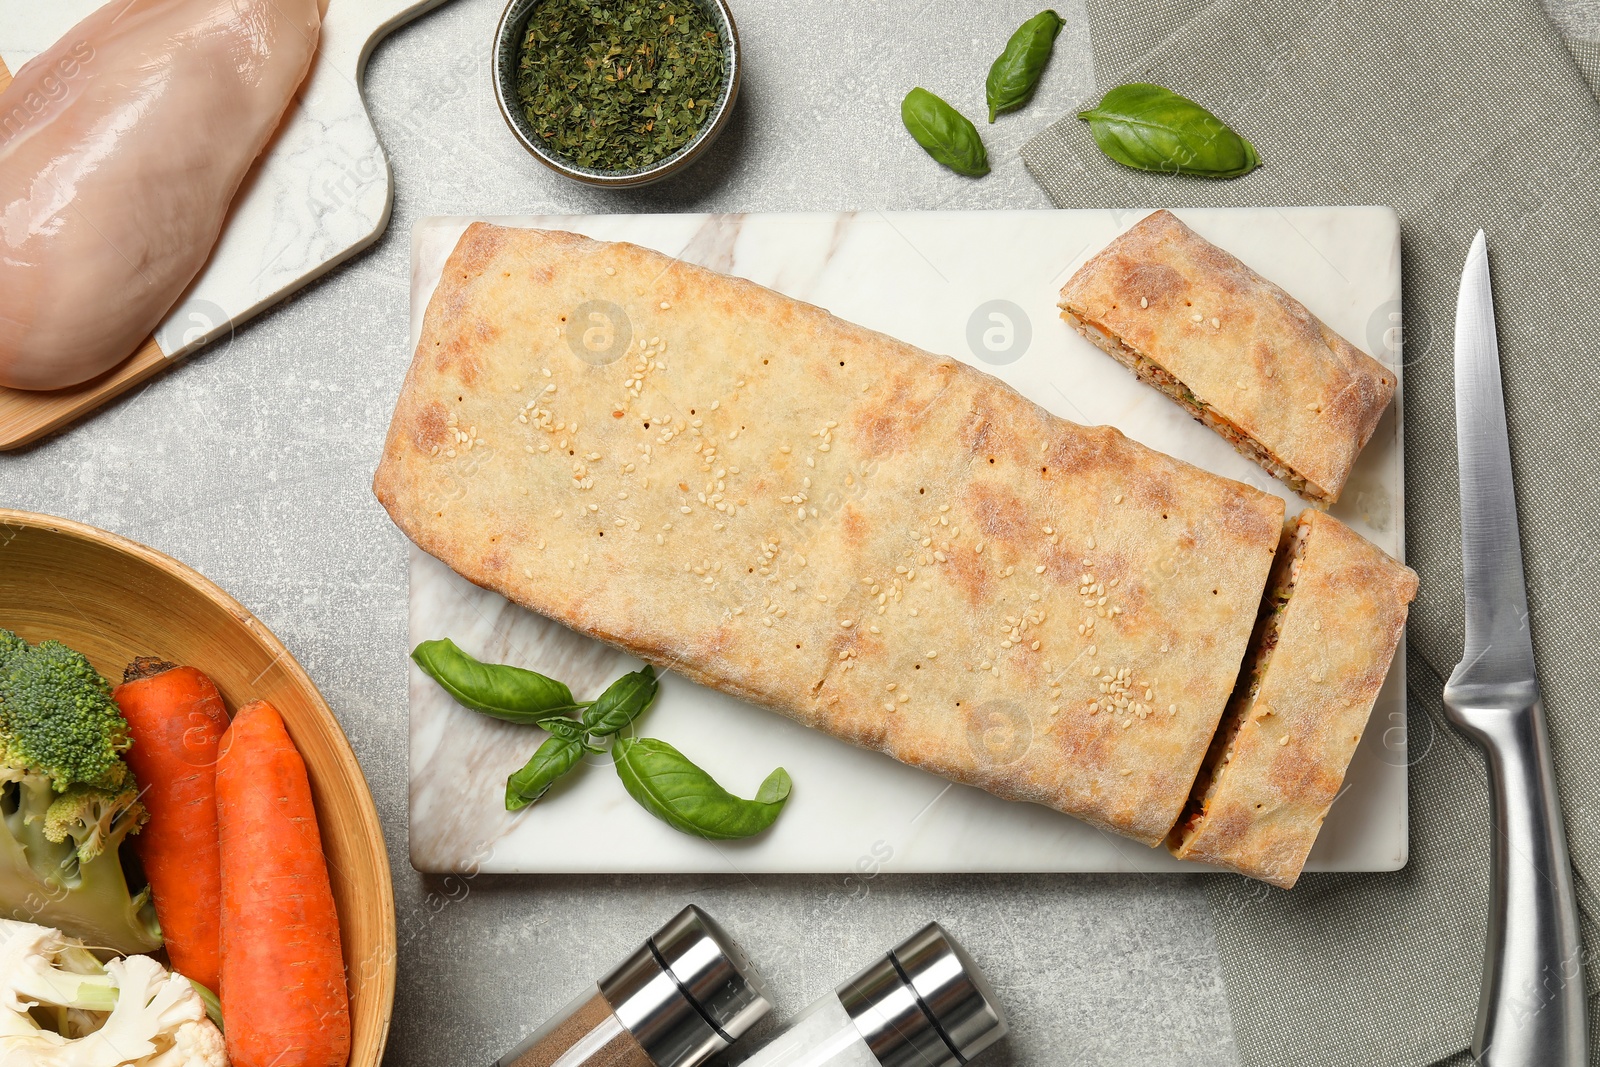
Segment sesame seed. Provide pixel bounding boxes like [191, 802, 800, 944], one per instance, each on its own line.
[840, 619, 854, 628]
[1278, 735, 1290, 746]
[1140, 297, 1148, 308]
[1191, 312, 1203, 322]
[1210, 317, 1220, 328]
[605, 266, 616, 276]
[1035, 565, 1046, 573]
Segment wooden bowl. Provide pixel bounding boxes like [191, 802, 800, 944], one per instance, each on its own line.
[0, 509, 395, 1066]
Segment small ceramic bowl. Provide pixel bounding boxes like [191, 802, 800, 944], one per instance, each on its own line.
[492, 0, 741, 188]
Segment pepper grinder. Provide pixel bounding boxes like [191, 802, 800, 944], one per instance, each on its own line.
[494, 905, 770, 1067]
[738, 922, 1008, 1067]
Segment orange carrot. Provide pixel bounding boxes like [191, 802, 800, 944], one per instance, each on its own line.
[217, 700, 350, 1067]
[113, 658, 230, 992]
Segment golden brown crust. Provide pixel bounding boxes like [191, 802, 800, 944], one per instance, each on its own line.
[1057, 210, 1395, 504]
[374, 223, 1287, 846]
[1166, 510, 1418, 886]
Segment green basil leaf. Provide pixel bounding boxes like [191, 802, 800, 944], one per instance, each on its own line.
[411, 638, 581, 724]
[506, 735, 585, 811]
[985, 10, 1063, 122]
[542, 717, 588, 743]
[901, 87, 990, 177]
[1077, 83, 1260, 179]
[582, 665, 658, 737]
[612, 737, 791, 840]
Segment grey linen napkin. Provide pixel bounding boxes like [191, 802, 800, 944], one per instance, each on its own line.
[1021, 2, 1600, 1065]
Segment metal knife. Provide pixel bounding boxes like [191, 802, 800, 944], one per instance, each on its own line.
[1443, 231, 1587, 1066]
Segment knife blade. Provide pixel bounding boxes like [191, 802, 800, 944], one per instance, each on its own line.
[1442, 230, 1586, 1067]
[1447, 231, 1537, 695]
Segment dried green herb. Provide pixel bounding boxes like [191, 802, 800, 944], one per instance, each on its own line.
[516, 0, 727, 172]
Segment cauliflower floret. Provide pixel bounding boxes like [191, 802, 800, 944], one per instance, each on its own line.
[0, 920, 226, 1067]
[0, 919, 118, 1023]
[143, 1014, 226, 1067]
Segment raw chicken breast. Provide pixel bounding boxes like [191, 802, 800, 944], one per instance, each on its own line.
[0, 0, 322, 390]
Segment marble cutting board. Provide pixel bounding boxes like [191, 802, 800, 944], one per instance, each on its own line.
[408, 207, 1409, 875]
[0, 0, 451, 449]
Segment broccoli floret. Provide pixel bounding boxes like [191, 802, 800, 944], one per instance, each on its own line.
[45, 773, 146, 864]
[0, 630, 25, 672]
[0, 634, 160, 955]
[0, 638, 131, 791]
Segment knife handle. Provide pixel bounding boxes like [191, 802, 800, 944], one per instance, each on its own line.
[1446, 692, 1587, 1067]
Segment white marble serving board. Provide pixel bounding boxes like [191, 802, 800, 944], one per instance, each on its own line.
[408, 208, 1408, 875]
[1, 0, 450, 359]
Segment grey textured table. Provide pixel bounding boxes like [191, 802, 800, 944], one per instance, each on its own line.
[0, 0, 1590, 1063]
